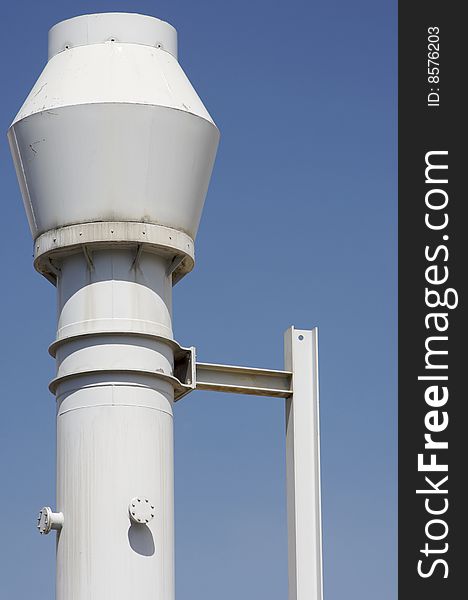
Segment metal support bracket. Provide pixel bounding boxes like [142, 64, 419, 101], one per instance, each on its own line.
[173, 327, 323, 600]
[82, 245, 94, 271]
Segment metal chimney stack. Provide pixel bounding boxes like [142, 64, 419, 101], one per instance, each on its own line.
[8, 13, 219, 599]
[8, 12, 323, 600]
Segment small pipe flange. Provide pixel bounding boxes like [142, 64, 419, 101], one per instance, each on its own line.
[37, 507, 64, 534]
[129, 497, 156, 525]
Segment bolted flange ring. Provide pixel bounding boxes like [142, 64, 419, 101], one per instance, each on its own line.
[129, 497, 156, 525]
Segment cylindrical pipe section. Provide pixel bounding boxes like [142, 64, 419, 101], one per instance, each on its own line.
[54, 249, 175, 600]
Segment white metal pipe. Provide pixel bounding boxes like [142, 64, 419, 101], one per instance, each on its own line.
[53, 249, 175, 599]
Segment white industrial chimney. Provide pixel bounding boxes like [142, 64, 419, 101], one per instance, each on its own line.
[9, 12, 322, 600]
[8, 12, 219, 600]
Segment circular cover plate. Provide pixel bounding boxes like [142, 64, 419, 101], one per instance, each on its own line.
[37, 506, 52, 534]
[129, 497, 156, 524]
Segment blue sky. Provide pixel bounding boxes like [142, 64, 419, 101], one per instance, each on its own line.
[0, 1, 396, 598]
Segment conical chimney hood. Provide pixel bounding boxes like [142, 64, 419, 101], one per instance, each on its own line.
[8, 12, 219, 283]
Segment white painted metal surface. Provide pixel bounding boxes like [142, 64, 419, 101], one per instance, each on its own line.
[8, 13, 219, 240]
[48, 13, 178, 60]
[54, 249, 176, 599]
[194, 362, 292, 398]
[174, 330, 323, 600]
[37, 507, 64, 535]
[129, 497, 157, 525]
[8, 12, 323, 600]
[7, 13, 219, 600]
[33, 221, 195, 285]
[285, 328, 323, 600]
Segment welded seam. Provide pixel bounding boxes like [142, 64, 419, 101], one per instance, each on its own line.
[58, 403, 174, 417]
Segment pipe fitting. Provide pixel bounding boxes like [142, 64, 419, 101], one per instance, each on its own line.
[129, 497, 156, 525]
[37, 507, 64, 534]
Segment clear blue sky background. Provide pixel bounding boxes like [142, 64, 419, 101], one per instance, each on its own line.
[0, 1, 396, 599]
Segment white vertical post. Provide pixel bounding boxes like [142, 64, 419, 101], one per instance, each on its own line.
[284, 327, 323, 600]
